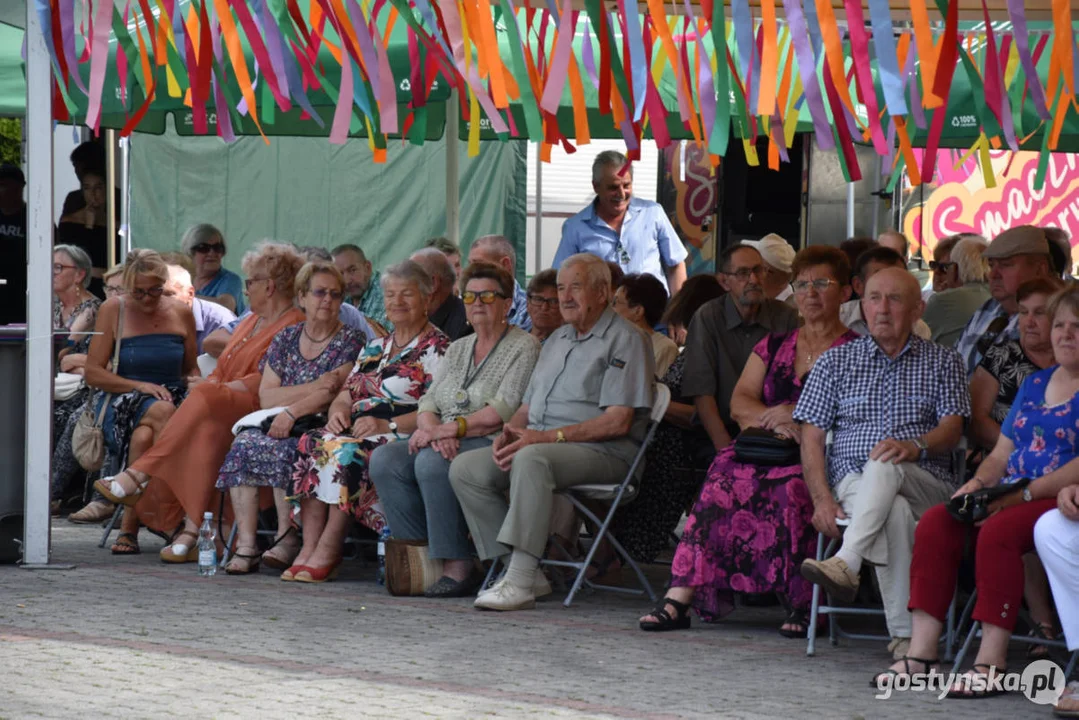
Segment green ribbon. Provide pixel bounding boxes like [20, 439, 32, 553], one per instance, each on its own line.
[708, 2, 731, 155]
[496, 0, 543, 141]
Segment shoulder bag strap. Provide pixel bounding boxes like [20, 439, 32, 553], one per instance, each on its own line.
[93, 297, 125, 426]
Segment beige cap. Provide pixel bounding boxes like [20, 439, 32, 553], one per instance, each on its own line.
[741, 234, 796, 274]
[983, 225, 1050, 259]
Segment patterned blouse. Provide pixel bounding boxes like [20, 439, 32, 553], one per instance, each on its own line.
[260, 323, 367, 384]
[345, 325, 450, 418]
[979, 339, 1041, 424]
[53, 295, 101, 354]
[1001, 367, 1079, 484]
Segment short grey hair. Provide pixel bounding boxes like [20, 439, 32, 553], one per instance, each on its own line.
[297, 245, 332, 262]
[167, 264, 194, 290]
[180, 223, 225, 256]
[410, 247, 456, 286]
[559, 252, 612, 293]
[592, 150, 632, 185]
[382, 259, 433, 296]
[331, 243, 368, 262]
[952, 236, 990, 284]
[54, 244, 93, 290]
[471, 234, 516, 271]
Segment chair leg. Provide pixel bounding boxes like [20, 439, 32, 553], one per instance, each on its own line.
[952, 620, 980, 674]
[219, 524, 238, 568]
[1066, 650, 1078, 681]
[603, 528, 656, 603]
[480, 556, 502, 594]
[807, 533, 824, 657]
[98, 505, 123, 549]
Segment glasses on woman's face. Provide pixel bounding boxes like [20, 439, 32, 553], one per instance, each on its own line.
[309, 288, 343, 301]
[52, 263, 77, 275]
[192, 243, 225, 255]
[129, 286, 164, 300]
[462, 290, 507, 305]
[527, 293, 559, 309]
[104, 285, 125, 297]
[929, 260, 957, 273]
[791, 279, 838, 295]
[245, 276, 269, 291]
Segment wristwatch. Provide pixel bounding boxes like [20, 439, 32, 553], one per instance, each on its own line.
[388, 421, 399, 436]
[1022, 486, 1033, 502]
[913, 437, 928, 460]
[555, 429, 566, 443]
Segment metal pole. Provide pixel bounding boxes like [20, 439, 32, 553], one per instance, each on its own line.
[23, 1, 56, 568]
[106, 129, 117, 267]
[120, 135, 131, 258]
[445, 90, 460, 247]
[846, 181, 856, 238]
[534, 147, 543, 275]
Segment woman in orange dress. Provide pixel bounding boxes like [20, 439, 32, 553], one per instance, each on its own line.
[95, 242, 306, 561]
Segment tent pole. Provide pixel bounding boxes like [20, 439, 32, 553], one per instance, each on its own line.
[446, 90, 460, 247]
[120, 135, 131, 259]
[846, 182, 855, 238]
[106, 129, 117, 267]
[23, 0, 56, 568]
[534, 146, 542, 275]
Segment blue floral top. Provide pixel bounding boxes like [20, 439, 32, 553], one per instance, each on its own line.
[1001, 366, 1079, 483]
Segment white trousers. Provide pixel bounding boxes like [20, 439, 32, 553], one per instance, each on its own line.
[834, 459, 952, 639]
[1034, 509, 1079, 651]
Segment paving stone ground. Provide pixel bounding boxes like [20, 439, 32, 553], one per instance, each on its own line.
[0, 523, 1056, 719]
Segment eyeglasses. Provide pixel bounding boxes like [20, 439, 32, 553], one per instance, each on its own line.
[976, 315, 1010, 355]
[791, 279, 838, 295]
[527, 294, 560, 309]
[723, 265, 766, 281]
[462, 290, 507, 305]
[245, 277, 269, 290]
[929, 261, 957, 272]
[192, 243, 225, 255]
[104, 285, 125, 297]
[129, 286, 164, 299]
[309, 288, 343, 301]
[52, 263, 77, 275]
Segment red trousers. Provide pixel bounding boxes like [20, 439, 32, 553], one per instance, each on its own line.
[908, 498, 1057, 631]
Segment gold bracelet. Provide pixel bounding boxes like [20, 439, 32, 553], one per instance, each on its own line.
[455, 416, 467, 438]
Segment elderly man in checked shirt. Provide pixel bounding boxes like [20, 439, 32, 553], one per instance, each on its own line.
[793, 268, 971, 659]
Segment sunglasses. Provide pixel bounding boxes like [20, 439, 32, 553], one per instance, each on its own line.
[310, 288, 343, 300]
[929, 260, 957, 272]
[462, 290, 507, 305]
[976, 315, 1010, 355]
[527, 294, 560, 309]
[129, 286, 164, 299]
[192, 243, 226, 255]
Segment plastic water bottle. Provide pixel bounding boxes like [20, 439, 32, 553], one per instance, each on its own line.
[376, 525, 391, 586]
[198, 511, 217, 577]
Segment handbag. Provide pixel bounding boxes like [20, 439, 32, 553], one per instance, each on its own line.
[732, 427, 801, 467]
[258, 412, 327, 438]
[946, 477, 1033, 525]
[72, 298, 124, 472]
[384, 538, 444, 596]
[54, 372, 85, 401]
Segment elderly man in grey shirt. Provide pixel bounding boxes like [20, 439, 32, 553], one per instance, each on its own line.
[450, 253, 655, 611]
[682, 244, 800, 451]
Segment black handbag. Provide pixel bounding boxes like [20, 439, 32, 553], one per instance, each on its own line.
[258, 412, 328, 438]
[732, 427, 801, 467]
[946, 477, 1033, 525]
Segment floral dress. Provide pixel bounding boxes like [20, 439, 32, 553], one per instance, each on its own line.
[291, 326, 449, 531]
[979, 340, 1040, 426]
[1001, 366, 1079, 483]
[670, 329, 859, 620]
[215, 323, 366, 490]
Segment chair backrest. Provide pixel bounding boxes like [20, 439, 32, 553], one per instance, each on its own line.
[650, 383, 671, 424]
[197, 353, 218, 377]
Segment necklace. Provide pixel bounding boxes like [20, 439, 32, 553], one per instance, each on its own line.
[800, 329, 843, 366]
[454, 326, 510, 409]
[389, 324, 427, 356]
[303, 321, 340, 344]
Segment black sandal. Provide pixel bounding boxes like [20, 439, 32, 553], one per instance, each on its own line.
[110, 532, 140, 555]
[870, 655, 941, 688]
[639, 596, 692, 632]
[1027, 622, 1056, 659]
[945, 663, 1009, 699]
[778, 608, 820, 639]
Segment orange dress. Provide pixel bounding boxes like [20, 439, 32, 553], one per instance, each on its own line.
[134, 309, 305, 533]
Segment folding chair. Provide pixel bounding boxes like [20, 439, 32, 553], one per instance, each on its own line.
[482, 384, 670, 607]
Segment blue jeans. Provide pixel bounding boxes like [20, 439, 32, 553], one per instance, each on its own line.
[368, 437, 491, 560]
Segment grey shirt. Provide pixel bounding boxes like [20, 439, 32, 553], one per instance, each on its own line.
[681, 294, 800, 434]
[524, 308, 655, 466]
[923, 283, 993, 348]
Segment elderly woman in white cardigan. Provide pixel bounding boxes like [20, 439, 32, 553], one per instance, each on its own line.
[369, 262, 540, 598]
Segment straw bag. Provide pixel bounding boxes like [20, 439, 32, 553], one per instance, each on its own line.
[72, 299, 124, 472]
[384, 539, 444, 596]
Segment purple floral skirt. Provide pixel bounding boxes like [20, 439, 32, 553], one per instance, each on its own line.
[670, 445, 817, 620]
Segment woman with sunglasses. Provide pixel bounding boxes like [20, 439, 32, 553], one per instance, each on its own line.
[81, 250, 198, 553]
[922, 235, 991, 347]
[369, 262, 540, 596]
[182, 223, 246, 315]
[95, 242, 305, 559]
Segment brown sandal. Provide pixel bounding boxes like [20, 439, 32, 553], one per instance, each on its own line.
[159, 529, 199, 564]
[110, 532, 140, 555]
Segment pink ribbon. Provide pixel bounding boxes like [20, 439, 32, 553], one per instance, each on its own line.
[540, 0, 577, 114]
[85, 0, 115, 131]
[330, 51, 355, 144]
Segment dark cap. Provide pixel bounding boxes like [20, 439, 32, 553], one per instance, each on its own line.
[984, 225, 1050, 259]
[0, 163, 25, 185]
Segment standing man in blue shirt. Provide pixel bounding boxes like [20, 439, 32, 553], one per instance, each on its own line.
[553, 151, 688, 295]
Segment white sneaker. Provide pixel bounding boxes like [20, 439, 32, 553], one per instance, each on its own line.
[479, 569, 551, 600]
[474, 580, 536, 611]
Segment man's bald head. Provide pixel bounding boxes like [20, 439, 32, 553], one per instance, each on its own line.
[878, 230, 910, 261]
[863, 267, 924, 348]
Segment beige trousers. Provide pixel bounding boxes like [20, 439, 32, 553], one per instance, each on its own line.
[448, 443, 629, 560]
[834, 459, 953, 639]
